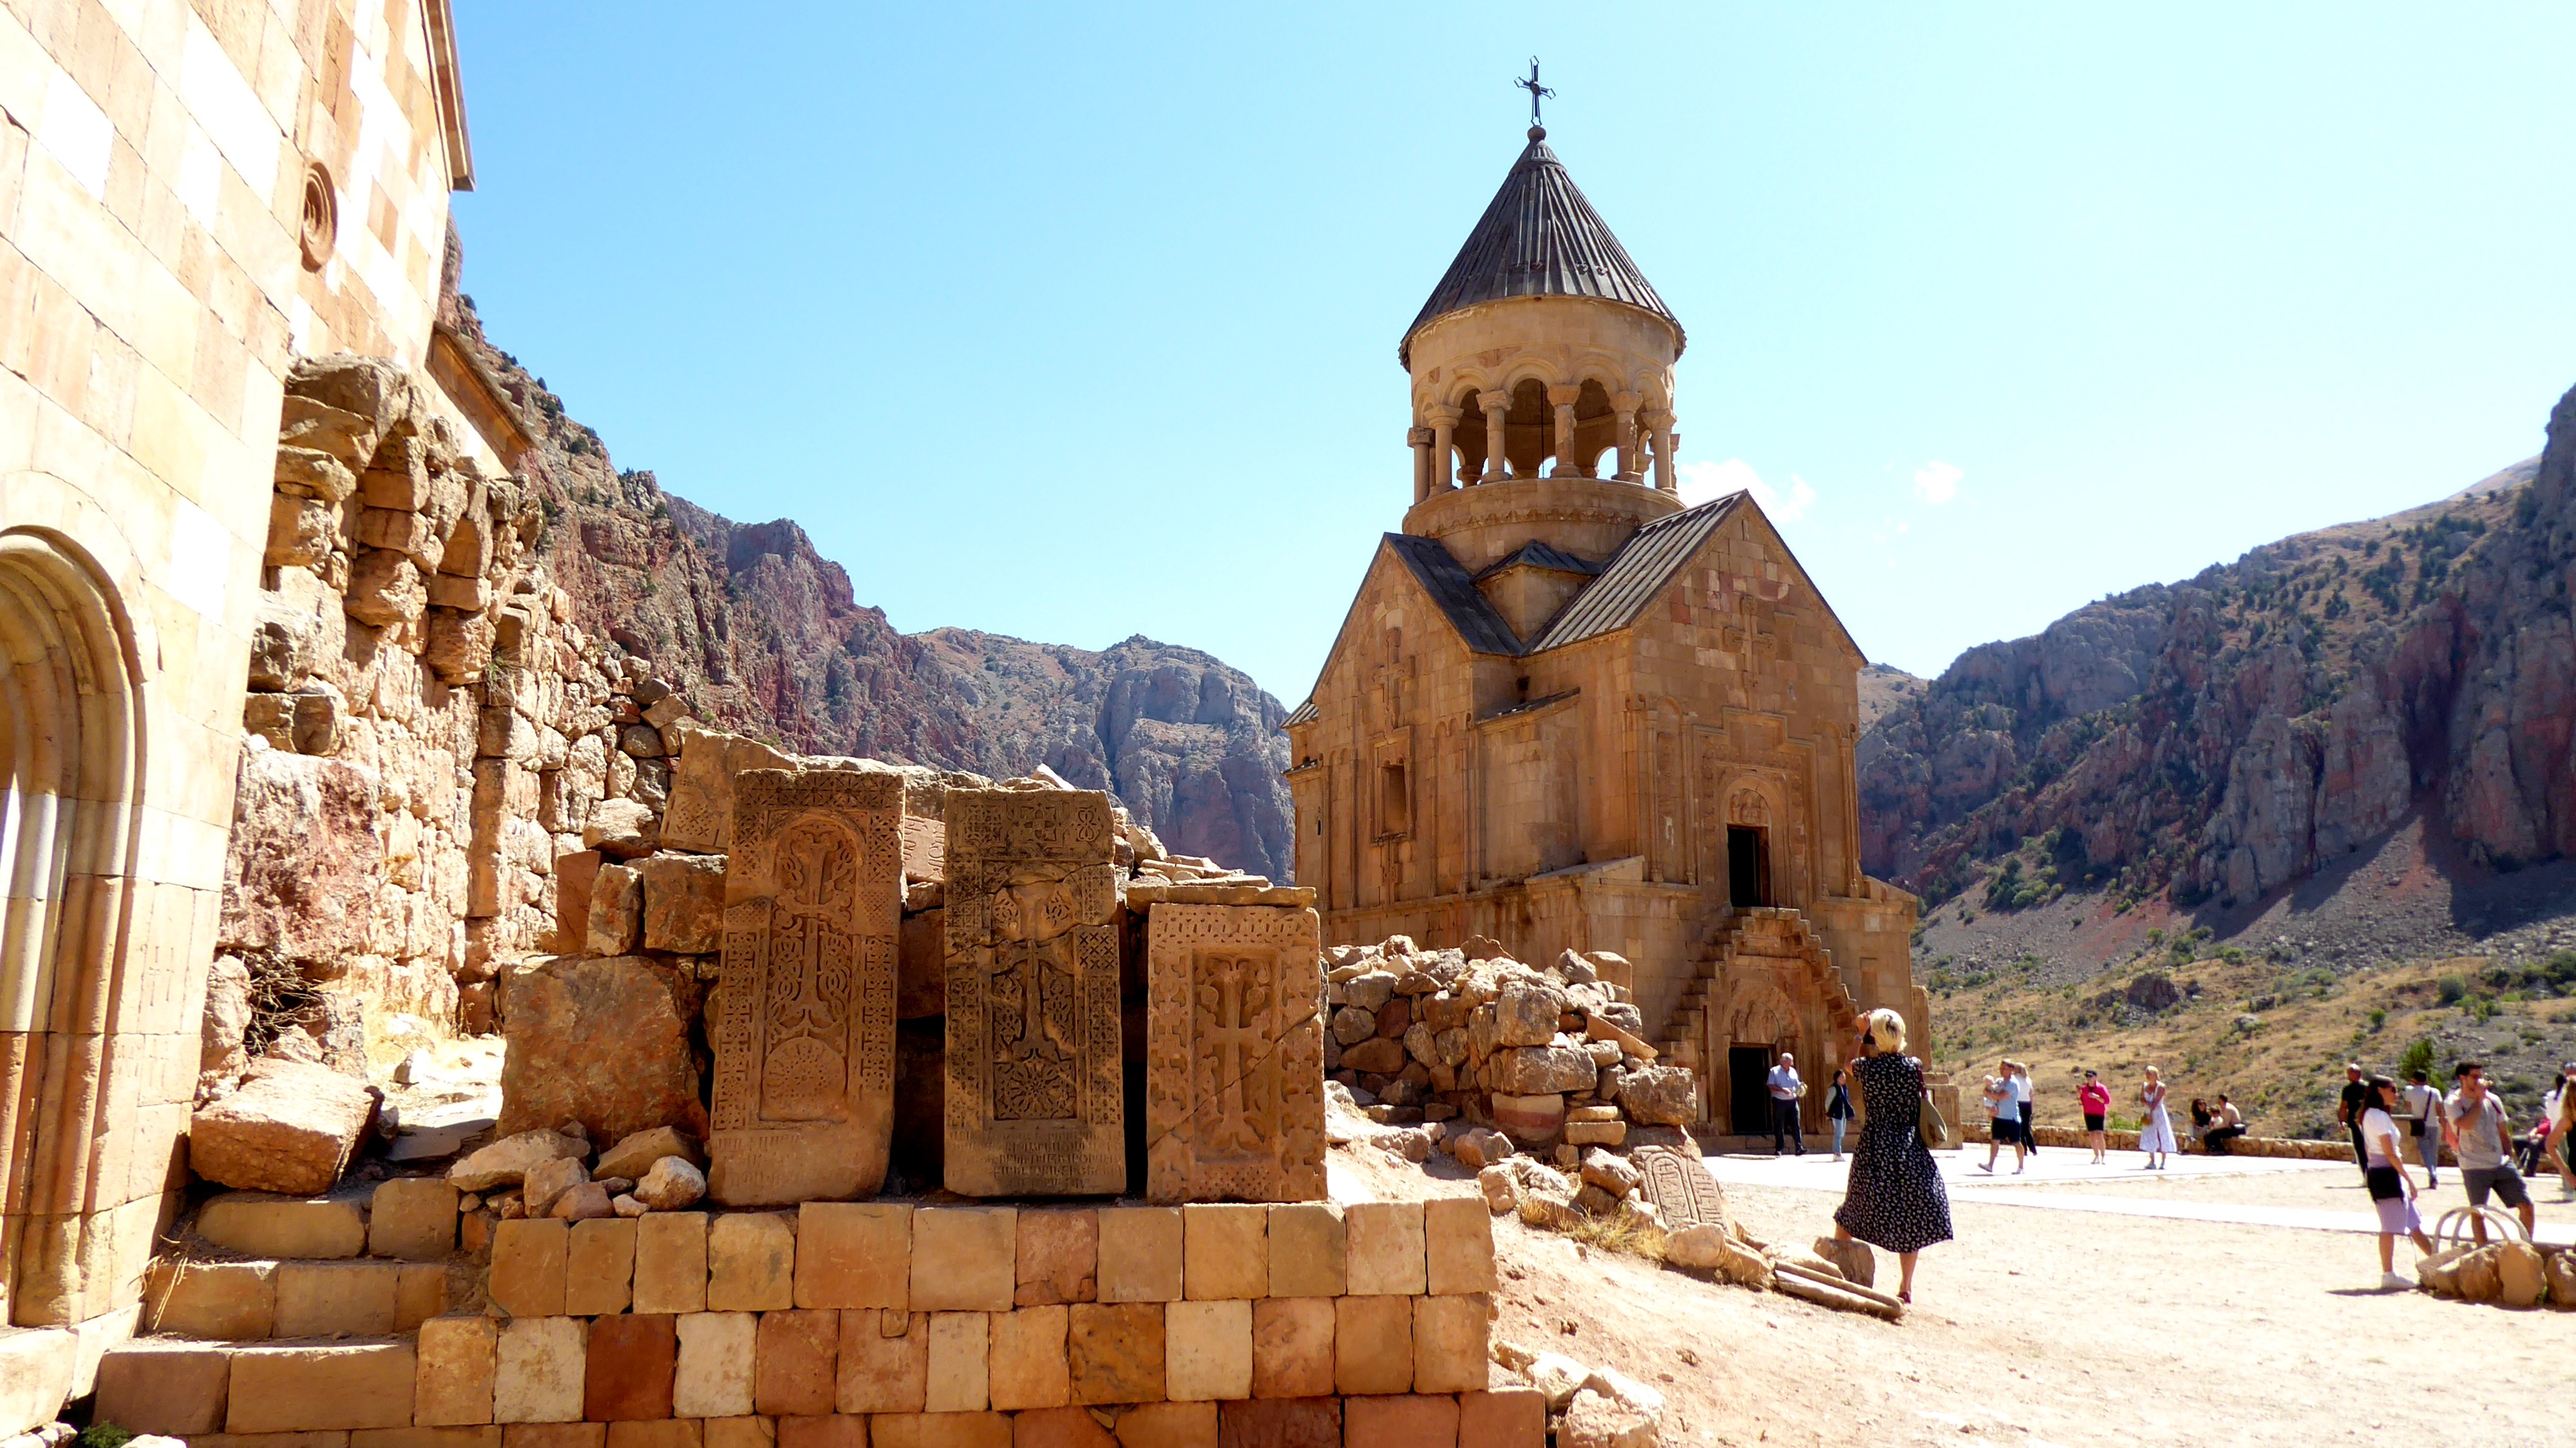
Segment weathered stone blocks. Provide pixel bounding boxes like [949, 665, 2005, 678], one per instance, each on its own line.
[1421, 1199, 1493, 1296]
[837, 1310, 929, 1414]
[417, 1318, 499, 1427]
[370, 1177, 461, 1260]
[986, 1305, 1070, 1411]
[943, 788, 1123, 1196]
[566, 1219, 639, 1316]
[1410, 1296, 1488, 1394]
[1142, 904, 1325, 1205]
[583, 1315, 677, 1421]
[497, 1318, 587, 1423]
[1341, 1393, 1457, 1448]
[707, 1213, 796, 1311]
[1332, 1298, 1411, 1396]
[228, 1344, 419, 1433]
[276, 1261, 401, 1336]
[1162, 1300, 1252, 1402]
[1067, 1302, 1163, 1405]
[95, 1340, 232, 1435]
[1341, 1204, 1425, 1297]
[710, 770, 902, 1205]
[1249, 1299, 1335, 1401]
[146, 1259, 278, 1338]
[673, 1313, 758, 1419]
[1014, 1210, 1097, 1306]
[634, 1213, 709, 1315]
[491, 1219, 570, 1318]
[498, 955, 706, 1144]
[795, 1203, 909, 1309]
[1262, 1205, 1345, 1299]
[190, 1060, 377, 1194]
[755, 1310, 840, 1417]
[912, 1208, 1017, 1312]
[924, 1313, 989, 1414]
[1097, 1208, 1184, 1304]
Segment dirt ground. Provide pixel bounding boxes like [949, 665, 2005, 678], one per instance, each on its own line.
[1335, 1136, 2576, 1448]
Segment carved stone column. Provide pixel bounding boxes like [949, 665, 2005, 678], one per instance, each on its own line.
[1408, 426, 1434, 504]
[1642, 408, 1678, 494]
[1546, 384, 1584, 476]
[1612, 390, 1642, 481]
[1426, 404, 1461, 491]
[1478, 388, 1510, 481]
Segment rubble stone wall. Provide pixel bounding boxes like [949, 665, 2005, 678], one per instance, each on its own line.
[219, 355, 679, 1061]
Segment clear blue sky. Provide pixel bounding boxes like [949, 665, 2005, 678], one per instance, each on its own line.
[448, 4, 2576, 703]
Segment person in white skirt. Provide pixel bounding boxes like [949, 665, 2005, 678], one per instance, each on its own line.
[2137, 1066, 2178, 1169]
[2358, 1073, 2436, 1289]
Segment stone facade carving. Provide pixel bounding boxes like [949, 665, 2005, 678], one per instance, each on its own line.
[1143, 903, 1327, 1203]
[942, 789, 1124, 1196]
[1632, 1145, 1727, 1229]
[708, 770, 903, 1204]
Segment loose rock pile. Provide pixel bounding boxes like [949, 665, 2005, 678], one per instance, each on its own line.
[1489, 1338, 1669, 1448]
[2417, 1239, 2576, 1309]
[447, 1122, 708, 1228]
[1325, 935, 1699, 1159]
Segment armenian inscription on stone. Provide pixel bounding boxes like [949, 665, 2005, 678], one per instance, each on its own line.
[1633, 1145, 1727, 1228]
[1144, 902, 1325, 1203]
[943, 787, 1124, 1196]
[708, 768, 902, 1205]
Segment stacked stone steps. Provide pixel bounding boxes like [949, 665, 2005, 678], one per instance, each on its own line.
[96, 1199, 1539, 1448]
[146, 1181, 470, 1343]
[1653, 906, 1857, 1069]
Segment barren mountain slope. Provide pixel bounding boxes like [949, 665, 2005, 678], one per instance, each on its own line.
[1863, 379, 2575, 919]
[444, 298, 1295, 877]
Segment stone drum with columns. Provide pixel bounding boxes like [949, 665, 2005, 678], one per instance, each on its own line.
[1285, 119, 1928, 1138]
[708, 769, 904, 1205]
[1143, 900, 1328, 1204]
[942, 787, 1125, 1196]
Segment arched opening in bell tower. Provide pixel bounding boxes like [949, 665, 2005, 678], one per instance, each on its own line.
[1504, 379, 1551, 477]
[1451, 388, 1489, 484]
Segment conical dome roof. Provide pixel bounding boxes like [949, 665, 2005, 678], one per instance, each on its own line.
[1400, 128, 1681, 367]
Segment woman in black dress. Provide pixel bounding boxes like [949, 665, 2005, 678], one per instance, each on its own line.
[1832, 1006, 1954, 1303]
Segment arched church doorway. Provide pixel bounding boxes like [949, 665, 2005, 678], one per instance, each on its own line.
[1727, 1045, 1774, 1135]
[0, 525, 146, 1328]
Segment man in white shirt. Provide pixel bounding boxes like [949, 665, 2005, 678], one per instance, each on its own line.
[2445, 1062, 2533, 1244]
[2400, 1070, 2447, 1188]
[1766, 1053, 1805, 1156]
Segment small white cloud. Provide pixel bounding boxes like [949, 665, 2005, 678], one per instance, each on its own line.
[1913, 461, 1963, 505]
[1677, 459, 1815, 523]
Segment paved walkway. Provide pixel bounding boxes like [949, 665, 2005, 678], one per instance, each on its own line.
[1700, 1146, 2576, 1246]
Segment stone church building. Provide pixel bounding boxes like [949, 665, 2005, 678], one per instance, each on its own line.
[1283, 124, 1927, 1136]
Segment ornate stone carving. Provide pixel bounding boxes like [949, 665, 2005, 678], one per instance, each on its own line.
[1143, 903, 1325, 1204]
[943, 788, 1124, 1196]
[708, 769, 902, 1205]
[1632, 1146, 1728, 1229]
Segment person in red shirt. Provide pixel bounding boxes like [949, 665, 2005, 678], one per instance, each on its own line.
[2079, 1069, 2113, 1165]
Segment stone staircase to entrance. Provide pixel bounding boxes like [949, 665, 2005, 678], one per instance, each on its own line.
[1654, 905, 1858, 1087]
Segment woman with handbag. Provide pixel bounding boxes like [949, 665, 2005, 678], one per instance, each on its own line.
[1830, 1007, 1953, 1304]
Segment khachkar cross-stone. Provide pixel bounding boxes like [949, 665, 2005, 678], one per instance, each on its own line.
[1144, 901, 1325, 1204]
[1518, 57, 1555, 130]
[943, 787, 1124, 1196]
[708, 768, 902, 1205]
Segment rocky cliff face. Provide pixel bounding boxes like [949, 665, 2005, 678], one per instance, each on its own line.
[446, 301, 1296, 879]
[1863, 380, 2576, 910]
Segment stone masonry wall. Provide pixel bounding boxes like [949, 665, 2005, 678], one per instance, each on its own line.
[101, 1187, 1534, 1448]
[218, 354, 684, 1065]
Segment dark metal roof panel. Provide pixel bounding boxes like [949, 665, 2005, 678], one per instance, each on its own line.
[1526, 494, 1741, 653]
[1385, 534, 1525, 656]
[1471, 540, 1602, 581]
[1401, 132, 1680, 365]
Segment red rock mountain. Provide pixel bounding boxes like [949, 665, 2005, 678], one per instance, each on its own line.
[1861, 380, 2576, 913]
[450, 301, 1296, 880]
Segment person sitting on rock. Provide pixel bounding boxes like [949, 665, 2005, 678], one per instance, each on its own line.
[2204, 1095, 2246, 1156]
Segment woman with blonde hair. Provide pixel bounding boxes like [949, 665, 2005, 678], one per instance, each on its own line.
[1830, 1007, 1953, 1304]
[2137, 1066, 2178, 1169]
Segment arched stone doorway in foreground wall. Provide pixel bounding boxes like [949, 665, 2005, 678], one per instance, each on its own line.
[0, 526, 146, 1329]
[1714, 980, 1800, 1138]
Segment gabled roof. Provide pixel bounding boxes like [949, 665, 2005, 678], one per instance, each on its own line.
[1524, 494, 1743, 651]
[1283, 697, 1318, 729]
[1400, 129, 1680, 367]
[1386, 534, 1524, 656]
[1472, 540, 1601, 581]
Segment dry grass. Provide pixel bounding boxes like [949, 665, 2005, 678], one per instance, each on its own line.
[1929, 951, 2576, 1138]
[1562, 1212, 1669, 1262]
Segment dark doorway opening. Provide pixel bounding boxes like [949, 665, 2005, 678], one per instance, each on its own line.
[1728, 826, 1771, 908]
[1729, 1045, 1775, 1135]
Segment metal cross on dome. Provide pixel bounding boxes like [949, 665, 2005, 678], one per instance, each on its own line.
[1517, 57, 1555, 129]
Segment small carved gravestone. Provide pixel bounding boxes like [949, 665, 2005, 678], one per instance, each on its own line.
[708, 769, 902, 1205]
[1144, 902, 1327, 1204]
[1633, 1145, 1730, 1231]
[943, 788, 1124, 1196]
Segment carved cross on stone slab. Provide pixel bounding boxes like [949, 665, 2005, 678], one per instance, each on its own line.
[1143, 902, 1325, 1204]
[943, 787, 1124, 1196]
[1631, 1145, 1730, 1230]
[709, 768, 902, 1205]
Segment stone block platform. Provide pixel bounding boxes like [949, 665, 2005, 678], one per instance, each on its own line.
[102, 1198, 1528, 1447]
